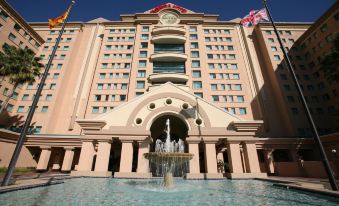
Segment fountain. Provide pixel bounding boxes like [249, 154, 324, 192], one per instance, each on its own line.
[144, 118, 193, 187]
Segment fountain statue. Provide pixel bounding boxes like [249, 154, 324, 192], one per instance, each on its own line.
[144, 118, 193, 188]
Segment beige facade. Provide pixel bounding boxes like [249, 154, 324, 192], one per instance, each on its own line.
[0, 2, 338, 179]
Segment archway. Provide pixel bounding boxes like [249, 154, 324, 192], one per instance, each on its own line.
[149, 114, 189, 177]
[150, 114, 188, 152]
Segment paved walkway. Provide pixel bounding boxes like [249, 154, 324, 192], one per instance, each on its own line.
[0, 174, 69, 194]
[256, 177, 339, 198]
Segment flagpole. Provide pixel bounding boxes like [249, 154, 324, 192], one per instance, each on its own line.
[262, 0, 338, 191]
[1, 0, 76, 187]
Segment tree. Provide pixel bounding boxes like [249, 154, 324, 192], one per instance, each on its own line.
[321, 34, 339, 82]
[0, 44, 43, 114]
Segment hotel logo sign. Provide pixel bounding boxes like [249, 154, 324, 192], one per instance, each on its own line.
[149, 3, 188, 14]
[160, 13, 179, 25]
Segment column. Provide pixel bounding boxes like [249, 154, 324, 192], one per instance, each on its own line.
[119, 141, 133, 172]
[76, 141, 95, 172]
[36, 146, 51, 171]
[243, 143, 261, 173]
[137, 140, 150, 174]
[61, 147, 75, 172]
[226, 142, 243, 174]
[204, 140, 223, 179]
[263, 149, 275, 174]
[94, 140, 112, 173]
[188, 143, 200, 174]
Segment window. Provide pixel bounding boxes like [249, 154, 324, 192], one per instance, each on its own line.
[138, 60, 146, 68]
[224, 29, 230, 34]
[271, 46, 277, 51]
[207, 54, 213, 59]
[120, 95, 126, 101]
[234, 84, 242, 91]
[189, 26, 197, 32]
[268, 38, 274, 43]
[99, 73, 106, 79]
[239, 108, 247, 115]
[265, 30, 272, 35]
[237, 96, 244, 103]
[191, 42, 198, 49]
[60, 54, 66, 59]
[66, 38, 72, 42]
[22, 94, 29, 101]
[136, 81, 145, 89]
[194, 93, 203, 98]
[191, 51, 199, 58]
[137, 70, 146, 78]
[140, 42, 148, 48]
[8, 33, 16, 41]
[334, 11, 339, 20]
[121, 84, 128, 90]
[230, 64, 238, 70]
[192, 70, 201, 78]
[273, 55, 281, 61]
[193, 81, 202, 89]
[209, 73, 216, 79]
[6, 104, 13, 112]
[56, 64, 63, 70]
[211, 84, 217, 91]
[232, 74, 239, 80]
[284, 84, 291, 91]
[192, 61, 200, 68]
[226, 54, 235, 60]
[291, 108, 299, 115]
[212, 95, 219, 102]
[227, 46, 234, 51]
[34, 126, 42, 133]
[46, 94, 52, 101]
[63, 46, 69, 51]
[288, 39, 295, 43]
[141, 34, 149, 40]
[142, 26, 149, 32]
[286, 31, 292, 35]
[17, 106, 24, 113]
[46, 38, 52, 43]
[97, 84, 103, 90]
[92, 107, 99, 113]
[287, 96, 295, 102]
[208, 63, 214, 69]
[53, 73, 59, 79]
[122, 73, 129, 79]
[139, 51, 147, 58]
[0, 10, 9, 20]
[320, 24, 327, 32]
[189, 34, 198, 40]
[136, 92, 144, 97]
[41, 106, 48, 113]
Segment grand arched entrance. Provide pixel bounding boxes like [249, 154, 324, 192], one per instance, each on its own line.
[149, 114, 189, 177]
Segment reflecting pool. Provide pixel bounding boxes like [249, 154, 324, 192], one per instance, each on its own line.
[0, 178, 338, 206]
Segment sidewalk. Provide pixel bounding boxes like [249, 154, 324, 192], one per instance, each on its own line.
[256, 176, 339, 198]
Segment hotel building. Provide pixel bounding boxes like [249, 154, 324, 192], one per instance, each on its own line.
[0, 1, 338, 179]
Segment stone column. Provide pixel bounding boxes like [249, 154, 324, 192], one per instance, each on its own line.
[115, 140, 134, 178]
[94, 140, 112, 176]
[243, 143, 261, 173]
[263, 149, 275, 174]
[36, 146, 51, 171]
[74, 140, 95, 172]
[204, 140, 223, 179]
[227, 142, 243, 174]
[186, 137, 202, 179]
[136, 139, 151, 178]
[61, 147, 75, 172]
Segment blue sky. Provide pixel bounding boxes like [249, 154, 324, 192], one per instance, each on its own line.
[7, 0, 336, 23]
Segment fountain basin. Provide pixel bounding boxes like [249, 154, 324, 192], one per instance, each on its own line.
[144, 152, 194, 162]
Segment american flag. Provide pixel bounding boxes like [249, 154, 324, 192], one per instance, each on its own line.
[241, 9, 269, 27]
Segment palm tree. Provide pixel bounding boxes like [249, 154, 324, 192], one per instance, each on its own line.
[0, 44, 43, 114]
[321, 34, 339, 82]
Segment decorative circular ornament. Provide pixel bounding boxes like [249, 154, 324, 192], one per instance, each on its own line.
[160, 13, 178, 25]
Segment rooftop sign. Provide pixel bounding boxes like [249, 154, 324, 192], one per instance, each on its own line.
[147, 3, 189, 14]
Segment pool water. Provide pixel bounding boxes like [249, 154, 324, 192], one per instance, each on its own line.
[0, 178, 338, 206]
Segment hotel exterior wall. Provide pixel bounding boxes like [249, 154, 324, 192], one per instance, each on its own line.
[0, 0, 43, 128]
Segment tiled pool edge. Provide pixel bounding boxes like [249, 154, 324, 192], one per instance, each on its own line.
[273, 183, 339, 198]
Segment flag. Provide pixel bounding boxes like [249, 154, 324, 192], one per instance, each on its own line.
[241, 9, 269, 27]
[48, 8, 70, 29]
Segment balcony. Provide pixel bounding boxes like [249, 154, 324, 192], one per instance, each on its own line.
[152, 26, 186, 35]
[152, 34, 186, 44]
[151, 52, 187, 62]
[148, 73, 189, 84]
